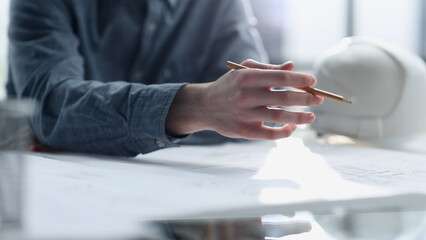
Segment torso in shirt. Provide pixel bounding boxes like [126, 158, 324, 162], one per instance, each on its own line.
[69, 0, 224, 85]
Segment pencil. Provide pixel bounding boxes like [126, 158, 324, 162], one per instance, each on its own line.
[226, 61, 352, 104]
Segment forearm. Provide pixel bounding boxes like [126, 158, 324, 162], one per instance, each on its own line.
[33, 80, 185, 156]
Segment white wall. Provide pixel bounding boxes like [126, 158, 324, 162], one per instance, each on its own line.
[254, 0, 423, 69]
[0, 0, 10, 100]
[282, 0, 347, 67]
[355, 0, 422, 55]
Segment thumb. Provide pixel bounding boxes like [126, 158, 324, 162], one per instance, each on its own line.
[281, 61, 295, 71]
[241, 59, 295, 71]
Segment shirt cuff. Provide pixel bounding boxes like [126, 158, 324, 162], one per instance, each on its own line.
[129, 82, 189, 154]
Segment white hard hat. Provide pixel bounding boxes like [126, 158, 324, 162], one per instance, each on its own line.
[311, 37, 426, 153]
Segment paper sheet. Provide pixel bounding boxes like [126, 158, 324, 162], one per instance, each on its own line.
[304, 140, 426, 193]
[5, 136, 426, 238]
[141, 136, 426, 194]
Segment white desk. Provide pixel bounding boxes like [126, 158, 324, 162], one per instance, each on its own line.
[1, 134, 426, 239]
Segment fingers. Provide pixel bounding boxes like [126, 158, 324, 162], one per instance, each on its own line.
[244, 108, 316, 125]
[201, 59, 324, 141]
[242, 124, 298, 140]
[227, 108, 315, 140]
[233, 69, 317, 88]
[242, 59, 295, 71]
[283, 61, 295, 71]
[232, 59, 315, 88]
[250, 90, 324, 107]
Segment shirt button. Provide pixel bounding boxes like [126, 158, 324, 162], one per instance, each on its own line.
[155, 140, 165, 148]
[134, 71, 144, 81]
[163, 69, 172, 80]
[148, 22, 157, 32]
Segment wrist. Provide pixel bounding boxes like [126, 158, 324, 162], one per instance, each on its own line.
[165, 83, 209, 136]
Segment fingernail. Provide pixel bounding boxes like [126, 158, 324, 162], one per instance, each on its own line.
[307, 113, 315, 123]
[288, 124, 297, 131]
[310, 76, 316, 86]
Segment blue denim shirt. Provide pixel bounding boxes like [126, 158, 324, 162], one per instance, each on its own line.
[7, 0, 267, 156]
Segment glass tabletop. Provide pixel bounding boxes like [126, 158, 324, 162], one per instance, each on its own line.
[1, 153, 425, 240]
[2, 209, 426, 240]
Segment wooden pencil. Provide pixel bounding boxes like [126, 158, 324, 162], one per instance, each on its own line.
[226, 61, 352, 104]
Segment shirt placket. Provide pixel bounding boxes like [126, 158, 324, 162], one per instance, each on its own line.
[131, 0, 163, 83]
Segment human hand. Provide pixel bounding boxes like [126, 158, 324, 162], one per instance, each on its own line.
[166, 59, 323, 140]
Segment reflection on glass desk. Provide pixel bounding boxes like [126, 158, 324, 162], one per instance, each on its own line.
[1, 134, 426, 239]
[2, 205, 426, 240]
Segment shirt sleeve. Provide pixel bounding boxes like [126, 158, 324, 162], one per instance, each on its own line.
[8, 0, 186, 156]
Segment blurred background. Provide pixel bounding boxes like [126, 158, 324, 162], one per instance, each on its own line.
[0, 0, 425, 99]
[0, 0, 10, 100]
[251, 0, 425, 65]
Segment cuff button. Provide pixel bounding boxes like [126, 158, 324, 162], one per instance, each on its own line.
[155, 140, 165, 148]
